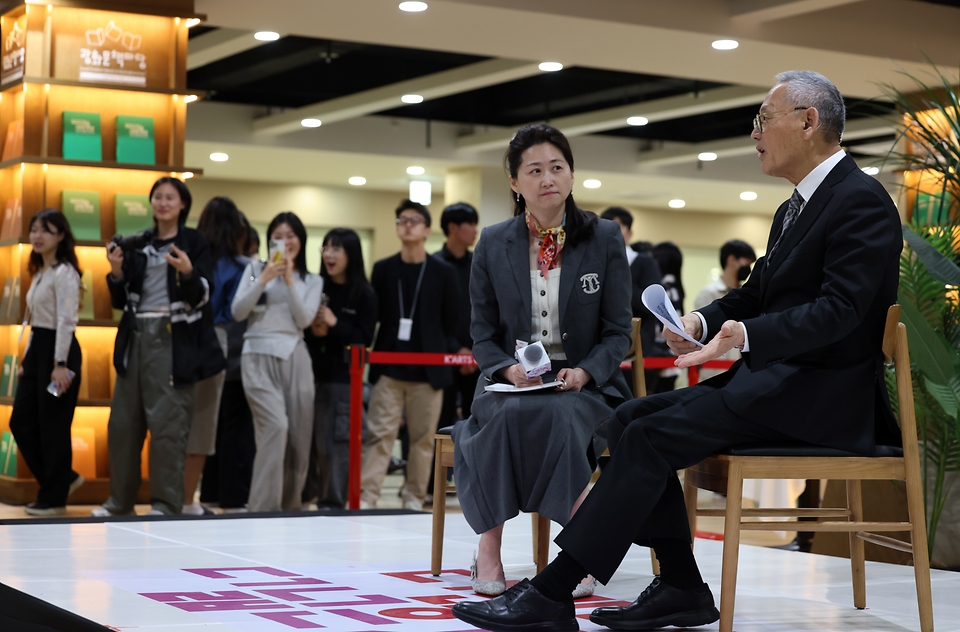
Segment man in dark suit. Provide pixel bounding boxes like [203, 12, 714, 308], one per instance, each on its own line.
[453, 70, 902, 632]
[600, 207, 662, 395]
[361, 199, 460, 511]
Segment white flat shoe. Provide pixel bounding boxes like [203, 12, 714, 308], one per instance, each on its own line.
[572, 576, 597, 599]
[470, 551, 506, 597]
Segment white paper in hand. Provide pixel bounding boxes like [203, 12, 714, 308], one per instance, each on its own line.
[641, 284, 703, 347]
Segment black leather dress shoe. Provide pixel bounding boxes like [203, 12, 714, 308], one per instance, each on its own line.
[452, 578, 579, 632]
[589, 577, 719, 630]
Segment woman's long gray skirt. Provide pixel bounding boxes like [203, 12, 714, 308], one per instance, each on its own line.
[451, 387, 613, 534]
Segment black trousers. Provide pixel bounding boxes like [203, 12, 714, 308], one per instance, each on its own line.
[200, 379, 256, 508]
[554, 381, 790, 584]
[9, 328, 82, 506]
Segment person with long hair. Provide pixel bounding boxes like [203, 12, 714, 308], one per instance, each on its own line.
[231, 211, 323, 512]
[181, 196, 248, 514]
[302, 228, 377, 509]
[93, 177, 225, 517]
[451, 123, 632, 598]
[9, 210, 84, 516]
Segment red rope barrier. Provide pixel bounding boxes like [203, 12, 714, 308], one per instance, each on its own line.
[344, 348, 737, 509]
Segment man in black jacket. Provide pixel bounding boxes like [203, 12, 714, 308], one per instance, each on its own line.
[453, 70, 902, 632]
[361, 200, 460, 511]
[600, 207, 661, 395]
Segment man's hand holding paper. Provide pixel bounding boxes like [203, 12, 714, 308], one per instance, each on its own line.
[674, 319, 744, 368]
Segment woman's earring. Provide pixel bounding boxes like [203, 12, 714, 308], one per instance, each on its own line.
[515, 192, 520, 203]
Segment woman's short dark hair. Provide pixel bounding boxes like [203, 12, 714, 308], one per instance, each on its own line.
[322, 228, 369, 309]
[395, 199, 431, 227]
[267, 211, 309, 280]
[149, 177, 192, 225]
[440, 202, 479, 236]
[28, 209, 81, 277]
[197, 196, 244, 261]
[504, 123, 596, 247]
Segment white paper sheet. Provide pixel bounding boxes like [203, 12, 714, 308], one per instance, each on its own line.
[641, 284, 704, 347]
[484, 381, 565, 393]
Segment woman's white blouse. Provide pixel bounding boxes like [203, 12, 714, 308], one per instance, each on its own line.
[529, 267, 566, 360]
[25, 263, 81, 362]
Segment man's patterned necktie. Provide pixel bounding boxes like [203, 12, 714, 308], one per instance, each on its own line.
[767, 188, 803, 264]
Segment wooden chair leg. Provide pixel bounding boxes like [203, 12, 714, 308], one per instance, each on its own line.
[718, 461, 744, 632]
[683, 471, 699, 550]
[650, 550, 661, 576]
[846, 480, 866, 609]
[534, 513, 551, 574]
[430, 438, 446, 576]
[904, 465, 935, 632]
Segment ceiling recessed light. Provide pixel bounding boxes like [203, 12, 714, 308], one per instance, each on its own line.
[627, 116, 648, 126]
[401, 94, 424, 104]
[399, 1, 428, 11]
[409, 180, 432, 205]
[182, 94, 199, 104]
[406, 166, 425, 175]
[583, 179, 602, 189]
[668, 199, 686, 209]
[712, 39, 739, 50]
[861, 166, 880, 176]
[698, 152, 718, 161]
[209, 152, 228, 162]
[185, 18, 202, 28]
[348, 177, 366, 186]
[538, 61, 563, 72]
[301, 118, 322, 128]
[254, 31, 280, 41]
[740, 191, 758, 201]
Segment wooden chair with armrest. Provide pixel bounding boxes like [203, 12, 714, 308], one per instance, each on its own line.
[430, 317, 645, 576]
[681, 305, 933, 632]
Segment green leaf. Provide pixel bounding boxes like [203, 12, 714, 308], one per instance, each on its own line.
[924, 376, 960, 419]
[899, 296, 956, 384]
[903, 225, 960, 287]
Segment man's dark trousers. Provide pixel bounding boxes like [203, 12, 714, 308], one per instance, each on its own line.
[555, 377, 791, 584]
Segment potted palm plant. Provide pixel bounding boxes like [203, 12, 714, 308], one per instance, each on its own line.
[884, 65, 960, 568]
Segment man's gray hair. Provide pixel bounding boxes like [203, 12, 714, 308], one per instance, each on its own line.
[775, 70, 845, 144]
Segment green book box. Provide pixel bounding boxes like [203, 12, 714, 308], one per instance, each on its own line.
[61, 190, 101, 241]
[0, 430, 17, 477]
[114, 193, 153, 235]
[62, 111, 102, 161]
[116, 115, 155, 165]
[915, 191, 955, 226]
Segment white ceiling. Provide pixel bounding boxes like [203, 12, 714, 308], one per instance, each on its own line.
[185, 0, 956, 213]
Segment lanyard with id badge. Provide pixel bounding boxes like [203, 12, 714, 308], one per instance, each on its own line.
[397, 260, 427, 341]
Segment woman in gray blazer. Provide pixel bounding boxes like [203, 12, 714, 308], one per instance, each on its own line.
[452, 124, 632, 598]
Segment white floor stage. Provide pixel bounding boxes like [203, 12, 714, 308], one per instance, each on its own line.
[0, 511, 957, 631]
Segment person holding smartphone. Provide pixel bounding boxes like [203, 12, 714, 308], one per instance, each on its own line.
[93, 177, 225, 517]
[231, 212, 323, 512]
[9, 210, 84, 516]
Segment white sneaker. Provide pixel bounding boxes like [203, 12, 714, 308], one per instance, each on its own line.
[182, 502, 215, 515]
[403, 498, 424, 512]
[91, 506, 135, 517]
[68, 475, 85, 497]
[359, 500, 376, 510]
[145, 508, 165, 516]
[222, 506, 248, 514]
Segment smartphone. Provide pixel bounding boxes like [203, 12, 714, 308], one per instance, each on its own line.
[269, 239, 286, 264]
[47, 370, 76, 398]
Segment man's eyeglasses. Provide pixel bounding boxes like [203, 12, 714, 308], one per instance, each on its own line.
[396, 216, 426, 227]
[753, 107, 809, 133]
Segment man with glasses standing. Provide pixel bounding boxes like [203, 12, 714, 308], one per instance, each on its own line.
[361, 199, 461, 511]
[453, 70, 902, 632]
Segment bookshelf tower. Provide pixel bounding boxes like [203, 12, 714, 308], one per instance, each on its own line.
[0, 0, 201, 504]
